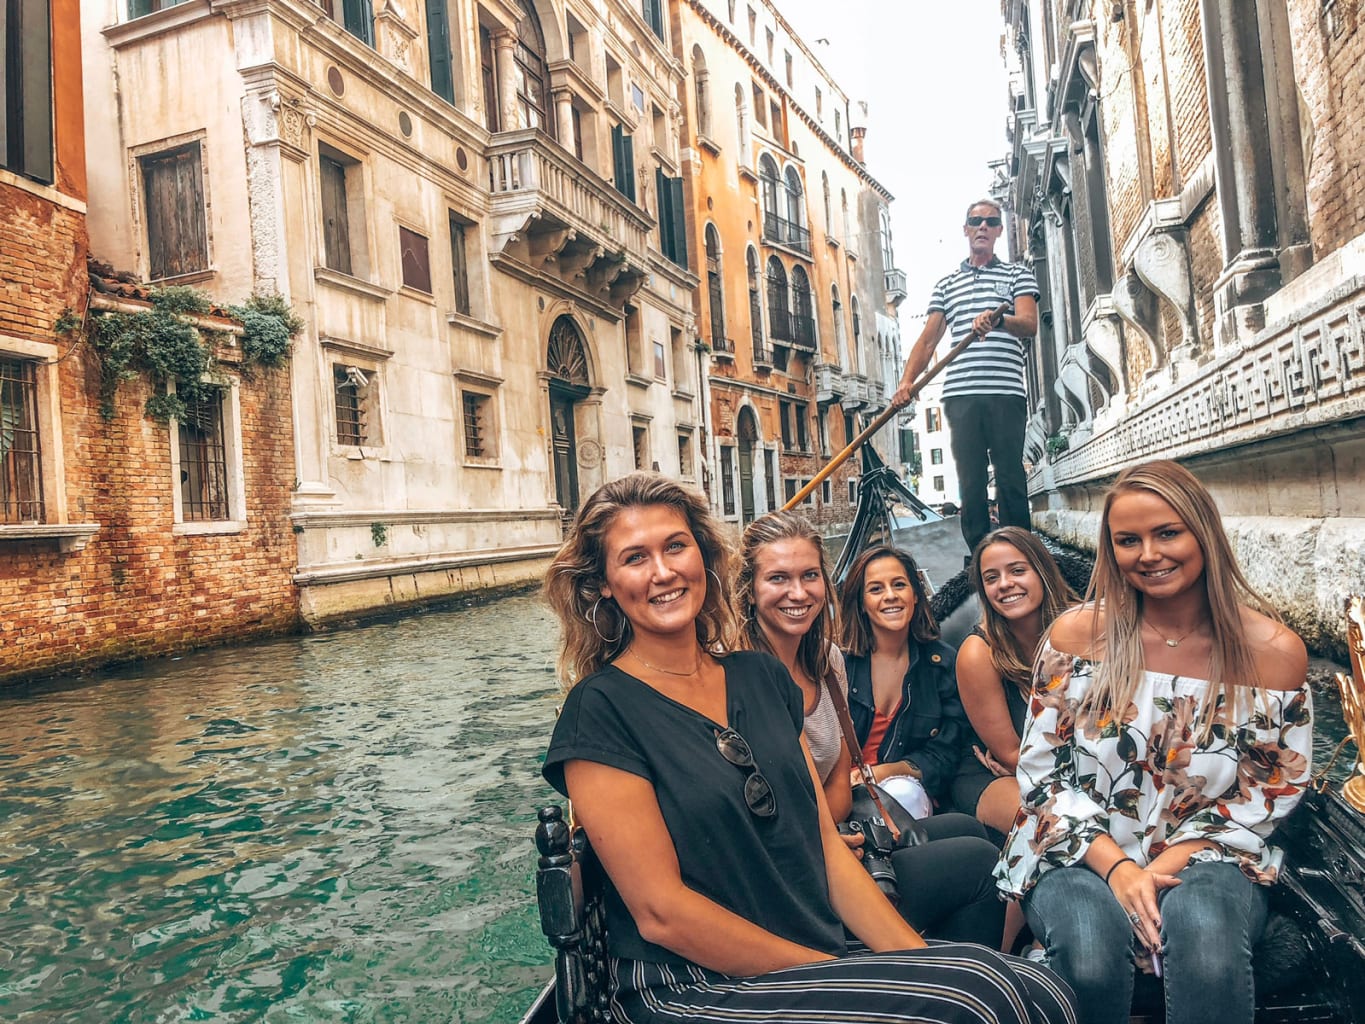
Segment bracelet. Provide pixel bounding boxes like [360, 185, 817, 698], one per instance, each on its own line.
[1103, 857, 1135, 886]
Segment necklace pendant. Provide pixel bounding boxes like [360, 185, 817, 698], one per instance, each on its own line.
[1165, 638, 1180, 648]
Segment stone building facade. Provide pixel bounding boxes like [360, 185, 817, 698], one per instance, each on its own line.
[0, 0, 298, 683]
[672, 0, 904, 534]
[81, 0, 700, 625]
[1003, 0, 1365, 653]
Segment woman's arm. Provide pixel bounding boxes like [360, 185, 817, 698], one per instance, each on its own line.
[564, 759, 837, 974]
[823, 739, 853, 823]
[802, 740, 927, 951]
[956, 634, 1023, 771]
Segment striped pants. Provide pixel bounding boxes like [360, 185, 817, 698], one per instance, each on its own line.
[608, 943, 1077, 1023]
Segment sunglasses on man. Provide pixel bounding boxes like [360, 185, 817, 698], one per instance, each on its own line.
[966, 215, 1002, 227]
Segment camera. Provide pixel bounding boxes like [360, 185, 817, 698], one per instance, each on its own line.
[839, 815, 900, 902]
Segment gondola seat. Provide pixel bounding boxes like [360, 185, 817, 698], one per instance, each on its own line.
[534, 806, 612, 1024]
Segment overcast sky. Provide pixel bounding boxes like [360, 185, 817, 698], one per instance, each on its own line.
[773, 0, 1011, 338]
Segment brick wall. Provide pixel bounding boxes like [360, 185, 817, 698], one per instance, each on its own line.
[1287, 2, 1365, 257]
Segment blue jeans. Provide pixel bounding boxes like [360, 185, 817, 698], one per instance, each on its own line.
[1022, 861, 1268, 1024]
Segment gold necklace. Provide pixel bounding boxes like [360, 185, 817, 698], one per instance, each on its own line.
[626, 647, 704, 677]
[1144, 620, 1199, 648]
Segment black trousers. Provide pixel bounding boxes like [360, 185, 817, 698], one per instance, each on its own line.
[944, 393, 1030, 553]
[892, 811, 1004, 947]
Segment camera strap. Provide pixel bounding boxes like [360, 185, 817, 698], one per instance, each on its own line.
[824, 658, 902, 844]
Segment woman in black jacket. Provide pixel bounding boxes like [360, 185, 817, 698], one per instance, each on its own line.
[838, 545, 966, 808]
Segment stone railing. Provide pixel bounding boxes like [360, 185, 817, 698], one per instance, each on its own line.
[1039, 276, 1365, 488]
[487, 129, 651, 259]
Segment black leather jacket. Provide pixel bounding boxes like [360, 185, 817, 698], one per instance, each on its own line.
[843, 638, 966, 799]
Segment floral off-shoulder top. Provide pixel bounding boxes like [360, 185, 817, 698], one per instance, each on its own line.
[995, 640, 1314, 899]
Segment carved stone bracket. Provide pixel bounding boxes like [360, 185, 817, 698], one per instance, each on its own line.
[1057, 344, 1095, 431]
[1111, 271, 1162, 376]
[376, 0, 419, 71]
[1132, 228, 1199, 360]
[1082, 303, 1124, 410]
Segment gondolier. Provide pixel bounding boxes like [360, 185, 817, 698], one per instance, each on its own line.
[891, 198, 1039, 555]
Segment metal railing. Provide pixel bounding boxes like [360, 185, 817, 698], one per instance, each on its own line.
[762, 213, 811, 254]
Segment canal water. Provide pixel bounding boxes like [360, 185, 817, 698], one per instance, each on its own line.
[0, 587, 1356, 1023]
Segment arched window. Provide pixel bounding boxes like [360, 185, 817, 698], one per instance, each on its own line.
[880, 208, 895, 268]
[514, 0, 556, 140]
[831, 284, 848, 366]
[548, 315, 589, 385]
[692, 46, 711, 138]
[705, 224, 725, 350]
[840, 188, 850, 246]
[850, 294, 862, 366]
[784, 167, 805, 228]
[821, 172, 832, 232]
[747, 246, 766, 361]
[735, 83, 749, 154]
[790, 265, 814, 348]
[766, 256, 790, 342]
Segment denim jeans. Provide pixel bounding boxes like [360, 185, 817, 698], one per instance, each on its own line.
[1022, 861, 1268, 1024]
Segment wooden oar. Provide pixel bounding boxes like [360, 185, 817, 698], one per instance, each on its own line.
[782, 302, 1011, 511]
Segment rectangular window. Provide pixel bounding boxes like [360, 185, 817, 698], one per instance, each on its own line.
[654, 167, 688, 268]
[316, 0, 374, 47]
[721, 446, 736, 515]
[770, 100, 783, 147]
[177, 388, 229, 522]
[141, 142, 208, 281]
[752, 83, 766, 127]
[746, 5, 755, 44]
[128, 0, 191, 16]
[631, 82, 645, 113]
[925, 407, 942, 432]
[801, 478, 814, 507]
[764, 449, 777, 511]
[449, 212, 472, 314]
[633, 424, 648, 470]
[480, 26, 499, 132]
[678, 431, 692, 478]
[624, 304, 643, 376]
[930, 447, 944, 465]
[333, 364, 371, 446]
[848, 478, 857, 504]
[815, 87, 823, 119]
[399, 225, 432, 293]
[783, 477, 797, 503]
[611, 123, 636, 202]
[784, 51, 793, 87]
[425, 0, 454, 103]
[3, 0, 53, 183]
[818, 408, 830, 456]
[795, 405, 809, 452]
[765, 28, 774, 64]
[821, 479, 831, 504]
[0, 357, 44, 523]
[779, 400, 792, 449]
[641, 0, 664, 39]
[462, 390, 491, 458]
[320, 147, 355, 275]
[933, 475, 945, 492]
[653, 340, 667, 380]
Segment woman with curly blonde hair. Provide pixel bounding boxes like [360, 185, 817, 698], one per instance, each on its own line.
[996, 460, 1313, 1024]
[542, 474, 1076, 1024]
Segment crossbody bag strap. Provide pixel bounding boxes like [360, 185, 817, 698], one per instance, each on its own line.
[824, 662, 901, 842]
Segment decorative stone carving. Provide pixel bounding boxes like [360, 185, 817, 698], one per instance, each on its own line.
[1057, 345, 1095, 429]
[1082, 305, 1123, 409]
[1111, 271, 1161, 376]
[1132, 229, 1198, 358]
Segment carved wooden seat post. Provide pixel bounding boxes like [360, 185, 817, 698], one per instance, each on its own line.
[535, 806, 612, 1023]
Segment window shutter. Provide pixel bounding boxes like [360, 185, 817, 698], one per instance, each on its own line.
[654, 166, 671, 258]
[320, 155, 352, 275]
[668, 176, 687, 268]
[449, 214, 471, 315]
[425, 0, 454, 103]
[6, 0, 54, 184]
[143, 144, 207, 280]
[621, 132, 635, 202]
[342, 0, 374, 46]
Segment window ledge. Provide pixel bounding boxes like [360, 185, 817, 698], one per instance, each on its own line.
[173, 520, 246, 537]
[697, 134, 721, 156]
[446, 311, 503, 339]
[0, 523, 99, 552]
[462, 459, 502, 470]
[334, 445, 385, 461]
[398, 285, 436, 304]
[150, 267, 217, 287]
[626, 372, 654, 389]
[105, 0, 211, 48]
[738, 165, 758, 183]
[671, 388, 695, 402]
[314, 267, 394, 303]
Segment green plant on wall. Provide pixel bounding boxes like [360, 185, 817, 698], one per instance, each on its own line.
[59, 287, 303, 421]
[371, 522, 389, 548]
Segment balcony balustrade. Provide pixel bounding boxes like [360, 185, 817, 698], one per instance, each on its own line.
[814, 362, 845, 403]
[790, 312, 816, 350]
[762, 213, 812, 255]
[884, 268, 908, 306]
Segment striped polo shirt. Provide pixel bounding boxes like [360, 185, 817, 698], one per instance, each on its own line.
[928, 256, 1040, 399]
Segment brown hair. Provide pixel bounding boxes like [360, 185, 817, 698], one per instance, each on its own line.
[969, 526, 1078, 685]
[543, 473, 739, 689]
[838, 545, 939, 656]
[736, 510, 838, 685]
[1082, 459, 1277, 734]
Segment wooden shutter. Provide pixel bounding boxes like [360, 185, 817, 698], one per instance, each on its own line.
[667, 176, 687, 268]
[643, 0, 663, 38]
[143, 144, 207, 280]
[4, 0, 53, 184]
[449, 214, 471, 315]
[320, 154, 352, 275]
[342, 0, 374, 46]
[425, 0, 454, 103]
[399, 226, 432, 293]
[654, 167, 671, 258]
[620, 131, 635, 202]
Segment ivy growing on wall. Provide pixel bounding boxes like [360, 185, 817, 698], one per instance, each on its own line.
[56, 287, 304, 422]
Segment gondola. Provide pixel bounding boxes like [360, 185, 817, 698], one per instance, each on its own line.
[520, 446, 1365, 1024]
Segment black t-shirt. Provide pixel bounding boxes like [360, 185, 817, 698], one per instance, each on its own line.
[543, 650, 846, 966]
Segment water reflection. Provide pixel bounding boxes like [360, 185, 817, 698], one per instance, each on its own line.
[0, 593, 562, 1023]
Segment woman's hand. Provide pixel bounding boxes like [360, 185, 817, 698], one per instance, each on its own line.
[973, 745, 1012, 778]
[1107, 860, 1181, 952]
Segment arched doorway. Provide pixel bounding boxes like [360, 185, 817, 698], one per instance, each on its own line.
[547, 315, 590, 512]
[737, 406, 758, 523]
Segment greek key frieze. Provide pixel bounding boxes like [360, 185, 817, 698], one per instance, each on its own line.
[1044, 286, 1365, 484]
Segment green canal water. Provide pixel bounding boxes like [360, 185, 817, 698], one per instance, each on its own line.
[0, 592, 562, 1024]
[0, 587, 1355, 1023]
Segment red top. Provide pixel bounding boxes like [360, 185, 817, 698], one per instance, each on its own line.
[861, 703, 901, 765]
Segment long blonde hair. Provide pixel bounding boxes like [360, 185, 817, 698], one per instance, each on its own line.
[969, 526, 1077, 686]
[542, 473, 739, 689]
[1082, 460, 1277, 731]
[735, 510, 838, 686]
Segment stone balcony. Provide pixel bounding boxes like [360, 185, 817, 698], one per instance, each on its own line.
[885, 268, 907, 307]
[486, 128, 651, 314]
[814, 362, 845, 403]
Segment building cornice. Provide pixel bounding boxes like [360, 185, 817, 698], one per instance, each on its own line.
[681, 0, 893, 202]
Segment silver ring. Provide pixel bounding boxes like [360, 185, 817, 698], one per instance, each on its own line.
[1127, 912, 1141, 925]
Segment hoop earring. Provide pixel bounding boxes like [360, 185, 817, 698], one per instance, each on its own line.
[589, 597, 623, 644]
[707, 568, 724, 591]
